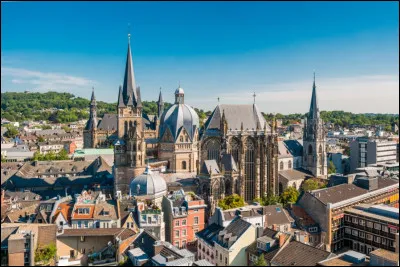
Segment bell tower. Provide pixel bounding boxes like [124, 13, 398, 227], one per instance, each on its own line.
[303, 73, 327, 178]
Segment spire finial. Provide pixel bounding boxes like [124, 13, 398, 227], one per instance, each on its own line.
[160, 87, 162, 92]
[313, 70, 316, 87]
[253, 92, 256, 104]
[178, 80, 181, 88]
[128, 23, 131, 44]
[217, 97, 220, 103]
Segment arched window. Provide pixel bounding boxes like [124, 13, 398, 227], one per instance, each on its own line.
[280, 161, 284, 170]
[180, 136, 184, 142]
[292, 182, 296, 188]
[319, 144, 323, 153]
[205, 139, 220, 162]
[182, 161, 187, 170]
[308, 144, 313, 155]
[288, 160, 292, 169]
[124, 121, 128, 136]
[244, 138, 255, 202]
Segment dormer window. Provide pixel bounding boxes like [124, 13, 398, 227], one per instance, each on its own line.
[78, 208, 90, 214]
[103, 210, 110, 216]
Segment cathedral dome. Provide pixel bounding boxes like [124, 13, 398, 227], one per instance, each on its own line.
[159, 87, 199, 142]
[130, 166, 167, 199]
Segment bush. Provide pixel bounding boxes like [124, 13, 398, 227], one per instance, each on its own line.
[279, 187, 300, 206]
[218, 194, 245, 210]
[34, 243, 57, 264]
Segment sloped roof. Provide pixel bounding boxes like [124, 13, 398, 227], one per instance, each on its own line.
[97, 114, 118, 131]
[200, 160, 221, 175]
[204, 104, 269, 132]
[271, 241, 331, 266]
[221, 153, 238, 172]
[284, 140, 303, 157]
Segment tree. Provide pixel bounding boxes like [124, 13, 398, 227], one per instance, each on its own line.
[279, 187, 299, 206]
[302, 179, 321, 192]
[1, 154, 6, 163]
[254, 190, 279, 206]
[218, 194, 245, 210]
[328, 161, 336, 174]
[4, 125, 19, 138]
[254, 255, 267, 266]
[37, 136, 45, 142]
[34, 243, 57, 265]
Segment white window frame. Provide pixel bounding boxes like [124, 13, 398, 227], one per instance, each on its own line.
[374, 223, 381, 230]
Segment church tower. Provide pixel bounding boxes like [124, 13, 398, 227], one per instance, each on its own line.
[303, 73, 327, 178]
[83, 88, 97, 148]
[114, 34, 147, 198]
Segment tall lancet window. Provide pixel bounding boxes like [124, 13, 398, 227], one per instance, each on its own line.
[245, 138, 255, 202]
[205, 139, 220, 162]
[230, 138, 240, 164]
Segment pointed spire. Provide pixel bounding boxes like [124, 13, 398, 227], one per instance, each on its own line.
[241, 121, 244, 132]
[90, 87, 96, 103]
[122, 34, 138, 106]
[118, 85, 125, 108]
[308, 71, 319, 120]
[157, 87, 164, 118]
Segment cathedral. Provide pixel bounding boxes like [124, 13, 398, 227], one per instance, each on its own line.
[83, 34, 327, 203]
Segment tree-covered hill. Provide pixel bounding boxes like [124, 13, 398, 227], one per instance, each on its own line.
[1, 91, 398, 129]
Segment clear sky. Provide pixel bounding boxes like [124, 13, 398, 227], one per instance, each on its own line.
[1, 1, 399, 114]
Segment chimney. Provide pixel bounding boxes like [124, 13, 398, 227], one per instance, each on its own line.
[279, 233, 286, 248]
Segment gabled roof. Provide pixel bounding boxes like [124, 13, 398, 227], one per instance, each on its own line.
[215, 217, 253, 248]
[200, 160, 220, 175]
[271, 241, 332, 266]
[196, 223, 224, 246]
[204, 104, 269, 133]
[221, 153, 238, 172]
[97, 114, 117, 131]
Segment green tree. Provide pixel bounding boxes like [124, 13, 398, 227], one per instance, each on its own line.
[37, 136, 45, 142]
[254, 255, 267, 266]
[1, 154, 6, 163]
[301, 178, 327, 192]
[34, 243, 57, 264]
[328, 161, 336, 174]
[254, 190, 279, 206]
[4, 125, 19, 138]
[279, 187, 299, 206]
[218, 194, 245, 210]
[40, 125, 52, 130]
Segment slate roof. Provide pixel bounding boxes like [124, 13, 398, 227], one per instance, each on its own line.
[196, 223, 224, 246]
[263, 205, 294, 227]
[200, 160, 221, 175]
[279, 169, 314, 181]
[283, 139, 303, 158]
[220, 153, 238, 172]
[97, 114, 118, 131]
[193, 259, 215, 266]
[215, 217, 253, 248]
[271, 241, 332, 266]
[246, 240, 280, 263]
[5, 202, 39, 223]
[204, 104, 269, 133]
[278, 141, 293, 159]
[310, 177, 398, 206]
[4, 190, 41, 201]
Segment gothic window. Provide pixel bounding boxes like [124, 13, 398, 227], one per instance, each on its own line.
[129, 121, 133, 130]
[319, 144, 323, 154]
[182, 161, 187, 170]
[205, 139, 220, 162]
[124, 121, 128, 136]
[280, 161, 284, 170]
[292, 182, 296, 188]
[225, 179, 232, 195]
[288, 160, 292, 169]
[230, 138, 240, 164]
[308, 144, 313, 155]
[244, 138, 255, 202]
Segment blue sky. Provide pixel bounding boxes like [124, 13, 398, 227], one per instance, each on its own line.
[1, 1, 399, 114]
